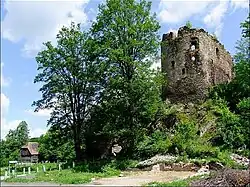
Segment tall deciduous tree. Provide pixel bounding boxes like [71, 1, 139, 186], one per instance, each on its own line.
[89, 0, 163, 157]
[33, 23, 102, 162]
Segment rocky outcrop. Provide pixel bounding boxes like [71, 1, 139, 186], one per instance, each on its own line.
[230, 153, 250, 167]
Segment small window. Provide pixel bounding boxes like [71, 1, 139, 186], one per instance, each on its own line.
[190, 39, 198, 50]
[171, 61, 175, 69]
[216, 48, 219, 56]
[182, 68, 186, 75]
[191, 56, 195, 61]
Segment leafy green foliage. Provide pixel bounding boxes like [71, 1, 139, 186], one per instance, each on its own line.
[32, 22, 103, 161]
[185, 21, 192, 29]
[0, 121, 29, 166]
[136, 130, 172, 159]
[88, 0, 163, 157]
[208, 16, 250, 152]
[5, 168, 120, 184]
[39, 128, 75, 162]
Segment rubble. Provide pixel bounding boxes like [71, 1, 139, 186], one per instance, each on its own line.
[230, 153, 250, 167]
[137, 154, 177, 167]
[190, 169, 250, 187]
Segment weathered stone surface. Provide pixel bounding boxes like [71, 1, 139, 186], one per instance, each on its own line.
[137, 154, 177, 168]
[161, 26, 234, 103]
[230, 153, 250, 167]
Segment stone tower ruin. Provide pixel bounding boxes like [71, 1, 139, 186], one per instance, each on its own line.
[161, 26, 234, 103]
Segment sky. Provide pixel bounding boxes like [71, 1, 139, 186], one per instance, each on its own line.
[0, 0, 249, 139]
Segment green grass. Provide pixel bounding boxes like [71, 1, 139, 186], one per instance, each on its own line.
[145, 174, 209, 187]
[5, 166, 121, 184]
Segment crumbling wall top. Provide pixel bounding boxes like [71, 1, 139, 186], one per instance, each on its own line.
[162, 26, 231, 56]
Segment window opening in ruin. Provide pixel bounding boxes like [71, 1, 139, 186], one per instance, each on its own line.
[190, 38, 198, 50]
[182, 68, 186, 75]
[171, 61, 175, 69]
[216, 48, 219, 56]
[191, 56, 195, 61]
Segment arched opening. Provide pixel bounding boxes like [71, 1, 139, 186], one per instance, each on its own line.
[171, 61, 175, 69]
[191, 56, 195, 61]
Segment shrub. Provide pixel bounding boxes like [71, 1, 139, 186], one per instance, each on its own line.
[136, 130, 172, 159]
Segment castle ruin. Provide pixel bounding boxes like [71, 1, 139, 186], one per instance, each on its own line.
[161, 26, 234, 103]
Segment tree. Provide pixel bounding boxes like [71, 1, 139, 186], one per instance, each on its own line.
[32, 23, 102, 162]
[0, 121, 30, 165]
[89, 0, 163, 157]
[39, 127, 75, 162]
[240, 15, 250, 38]
[209, 16, 250, 111]
[209, 16, 250, 150]
[185, 21, 192, 29]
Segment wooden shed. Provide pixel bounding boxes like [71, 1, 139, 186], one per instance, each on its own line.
[20, 142, 39, 163]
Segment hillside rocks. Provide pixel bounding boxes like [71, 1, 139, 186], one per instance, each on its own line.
[137, 154, 177, 167]
[230, 153, 250, 167]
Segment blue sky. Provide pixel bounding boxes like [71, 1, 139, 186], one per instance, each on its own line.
[1, 0, 249, 139]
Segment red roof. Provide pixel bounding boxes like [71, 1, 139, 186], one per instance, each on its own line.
[21, 142, 39, 155]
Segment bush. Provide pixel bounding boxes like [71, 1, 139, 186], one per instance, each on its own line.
[185, 141, 220, 158]
[136, 130, 172, 159]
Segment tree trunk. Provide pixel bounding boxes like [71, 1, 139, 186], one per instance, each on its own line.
[74, 138, 82, 163]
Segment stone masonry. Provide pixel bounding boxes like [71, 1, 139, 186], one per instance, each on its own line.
[161, 26, 234, 103]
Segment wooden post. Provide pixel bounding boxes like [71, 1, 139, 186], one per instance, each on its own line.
[12, 170, 15, 177]
[5, 171, 8, 177]
[37, 167, 39, 173]
[23, 168, 26, 175]
[59, 163, 61, 171]
[72, 162, 75, 168]
[28, 167, 31, 174]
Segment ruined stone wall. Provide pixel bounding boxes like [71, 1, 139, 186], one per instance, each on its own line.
[161, 26, 233, 103]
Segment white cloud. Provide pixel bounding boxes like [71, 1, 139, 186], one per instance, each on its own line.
[230, 0, 249, 9]
[1, 118, 22, 139]
[158, 0, 248, 37]
[158, 1, 212, 24]
[0, 93, 22, 139]
[25, 108, 52, 117]
[1, 63, 11, 87]
[1, 93, 10, 114]
[204, 1, 229, 37]
[0, 93, 48, 139]
[2, 0, 89, 57]
[30, 128, 47, 138]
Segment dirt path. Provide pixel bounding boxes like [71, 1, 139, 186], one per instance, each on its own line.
[89, 171, 196, 186]
[1, 171, 196, 186]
